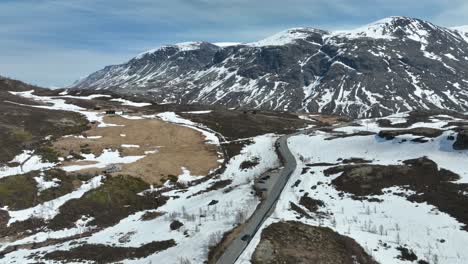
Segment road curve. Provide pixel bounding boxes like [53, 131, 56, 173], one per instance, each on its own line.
[215, 128, 313, 264]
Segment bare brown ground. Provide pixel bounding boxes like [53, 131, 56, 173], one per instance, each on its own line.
[53, 114, 219, 184]
[299, 114, 350, 125]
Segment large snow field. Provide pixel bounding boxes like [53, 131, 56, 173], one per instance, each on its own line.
[240, 117, 468, 264]
[290, 131, 468, 183]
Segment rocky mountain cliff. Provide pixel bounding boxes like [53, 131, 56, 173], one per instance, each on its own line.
[71, 17, 468, 117]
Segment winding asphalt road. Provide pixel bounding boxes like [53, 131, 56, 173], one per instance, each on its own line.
[215, 128, 315, 264]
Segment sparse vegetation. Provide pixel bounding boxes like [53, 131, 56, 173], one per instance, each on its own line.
[0, 169, 84, 210]
[240, 157, 260, 170]
[44, 239, 176, 263]
[48, 175, 168, 230]
[0, 172, 38, 210]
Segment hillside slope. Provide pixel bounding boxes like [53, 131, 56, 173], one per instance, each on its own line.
[72, 17, 468, 117]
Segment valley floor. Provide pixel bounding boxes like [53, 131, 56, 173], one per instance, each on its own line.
[1, 89, 468, 264]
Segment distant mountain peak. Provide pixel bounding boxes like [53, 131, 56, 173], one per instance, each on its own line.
[332, 16, 441, 40]
[248, 27, 327, 47]
[135, 41, 219, 59]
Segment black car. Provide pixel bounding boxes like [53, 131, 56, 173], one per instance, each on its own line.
[241, 234, 250, 241]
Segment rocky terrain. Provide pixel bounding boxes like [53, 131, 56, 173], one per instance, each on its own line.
[252, 221, 376, 264]
[72, 17, 468, 118]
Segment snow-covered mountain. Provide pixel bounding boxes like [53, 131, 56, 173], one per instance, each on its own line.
[71, 17, 468, 118]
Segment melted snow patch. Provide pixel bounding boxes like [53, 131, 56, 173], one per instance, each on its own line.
[61, 94, 111, 100]
[61, 149, 144, 172]
[110, 98, 151, 107]
[10, 90, 121, 127]
[34, 173, 60, 192]
[2, 216, 95, 250]
[156, 112, 220, 145]
[121, 144, 140, 148]
[181, 110, 213, 114]
[7, 176, 103, 225]
[144, 149, 160, 155]
[177, 167, 204, 184]
[0, 150, 55, 178]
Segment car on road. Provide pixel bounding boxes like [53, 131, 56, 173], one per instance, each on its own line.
[241, 234, 250, 241]
[261, 175, 270, 180]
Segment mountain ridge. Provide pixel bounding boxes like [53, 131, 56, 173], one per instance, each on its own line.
[71, 16, 468, 118]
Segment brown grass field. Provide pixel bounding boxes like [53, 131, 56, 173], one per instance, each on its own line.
[54, 115, 220, 184]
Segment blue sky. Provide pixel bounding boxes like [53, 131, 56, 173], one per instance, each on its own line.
[1, 0, 468, 87]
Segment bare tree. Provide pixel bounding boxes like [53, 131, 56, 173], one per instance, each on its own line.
[178, 257, 191, 264]
[235, 209, 246, 224]
[396, 232, 401, 244]
[208, 231, 223, 247]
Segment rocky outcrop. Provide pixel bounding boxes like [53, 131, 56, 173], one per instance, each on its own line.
[453, 129, 468, 150]
[252, 221, 376, 264]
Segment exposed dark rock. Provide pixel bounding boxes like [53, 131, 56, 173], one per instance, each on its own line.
[170, 220, 184, 231]
[299, 194, 324, 212]
[252, 221, 377, 264]
[44, 240, 176, 263]
[396, 246, 418, 262]
[0, 209, 9, 228]
[140, 211, 164, 221]
[208, 200, 219, 206]
[378, 127, 444, 140]
[453, 129, 468, 150]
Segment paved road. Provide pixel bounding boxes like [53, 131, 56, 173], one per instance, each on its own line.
[215, 128, 315, 264]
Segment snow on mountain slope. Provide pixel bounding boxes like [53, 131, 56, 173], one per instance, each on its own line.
[333, 17, 399, 39]
[135, 41, 209, 59]
[452, 25, 468, 42]
[248, 28, 326, 47]
[72, 17, 468, 118]
[452, 25, 468, 33]
[214, 42, 242, 47]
